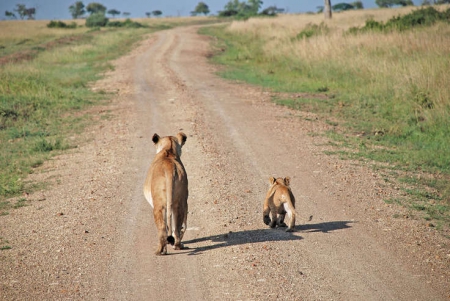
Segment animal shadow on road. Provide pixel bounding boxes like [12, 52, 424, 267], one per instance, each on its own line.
[183, 220, 353, 255]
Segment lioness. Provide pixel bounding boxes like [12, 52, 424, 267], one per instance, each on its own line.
[263, 176, 296, 232]
[143, 132, 188, 255]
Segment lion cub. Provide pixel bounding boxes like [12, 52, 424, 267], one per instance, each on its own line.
[143, 132, 188, 255]
[263, 176, 296, 232]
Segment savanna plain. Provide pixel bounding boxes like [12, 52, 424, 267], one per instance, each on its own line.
[0, 6, 449, 300]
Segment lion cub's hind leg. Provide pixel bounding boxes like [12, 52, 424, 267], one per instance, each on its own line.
[267, 207, 278, 228]
[263, 204, 272, 226]
[263, 189, 277, 228]
[277, 211, 287, 228]
[263, 176, 296, 232]
[283, 202, 296, 232]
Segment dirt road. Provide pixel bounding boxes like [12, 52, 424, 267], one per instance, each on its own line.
[1, 26, 449, 300]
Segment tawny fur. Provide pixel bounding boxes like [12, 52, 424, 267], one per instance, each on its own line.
[263, 176, 296, 232]
[143, 132, 188, 255]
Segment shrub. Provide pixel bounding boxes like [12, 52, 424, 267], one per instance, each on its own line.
[294, 23, 329, 40]
[386, 7, 448, 30]
[47, 20, 77, 29]
[106, 18, 145, 28]
[86, 13, 109, 27]
[349, 7, 450, 33]
[33, 138, 66, 153]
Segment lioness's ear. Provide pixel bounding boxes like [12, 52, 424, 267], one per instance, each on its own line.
[152, 133, 160, 144]
[177, 132, 187, 146]
[269, 177, 276, 184]
[284, 177, 291, 186]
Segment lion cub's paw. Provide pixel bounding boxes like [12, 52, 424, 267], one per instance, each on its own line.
[173, 243, 188, 250]
[263, 215, 271, 225]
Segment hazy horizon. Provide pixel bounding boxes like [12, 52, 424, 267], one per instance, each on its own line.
[0, 0, 423, 20]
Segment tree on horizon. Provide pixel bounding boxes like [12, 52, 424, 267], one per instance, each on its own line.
[152, 10, 162, 17]
[69, 1, 86, 19]
[107, 9, 121, 18]
[192, 2, 210, 15]
[376, 0, 414, 7]
[86, 2, 107, 15]
[14, 4, 26, 19]
[5, 11, 17, 19]
[324, 0, 332, 18]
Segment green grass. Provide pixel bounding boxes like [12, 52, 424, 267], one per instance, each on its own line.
[0, 26, 163, 200]
[0, 17, 224, 202]
[200, 15, 450, 230]
[201, 25, 330, 93]
[0, 236, 11, 250]
[0, 198, 29, 216]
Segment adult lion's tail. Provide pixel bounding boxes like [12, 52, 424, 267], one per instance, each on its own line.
[165, 169, 175, 246]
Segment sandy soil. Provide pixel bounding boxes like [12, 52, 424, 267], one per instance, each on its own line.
[1, 25, 449, 301]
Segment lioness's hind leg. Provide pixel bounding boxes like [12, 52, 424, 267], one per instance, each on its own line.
[154, 208, 168, 255]
[172, 210, 186, 250]
[155, 232, 168, 255]
[179, 214, 187, 241]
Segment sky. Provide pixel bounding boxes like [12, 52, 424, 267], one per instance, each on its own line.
[1, 0, 423, 20]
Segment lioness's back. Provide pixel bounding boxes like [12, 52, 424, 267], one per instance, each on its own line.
[143, 132, 189, 255]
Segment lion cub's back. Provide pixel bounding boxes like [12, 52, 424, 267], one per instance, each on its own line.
[273, 184, 295, 207]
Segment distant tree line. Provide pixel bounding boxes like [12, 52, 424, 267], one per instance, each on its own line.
[215, 0, 285, 18]
[67, 1, 164, 20]
[67, 1, 161, 27]
[317, 1, 364, 15]
[68, 1, 137, 19]
[375, 0, 414, 7]
[421, 0, 450, 3]
[145, 11, 163, 18]
[318, 0, 449, 18]
[4, 4, 36, 19]
[5, 0, 450, 22]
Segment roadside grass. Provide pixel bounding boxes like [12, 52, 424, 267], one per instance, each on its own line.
[0, 17, 222, 65]
[0, 27, 135, 199]
[201, 6, 450, 230]
[0, 20, 88, 58]
[0, 236, 11, 251]
[1, 17, 221, 201]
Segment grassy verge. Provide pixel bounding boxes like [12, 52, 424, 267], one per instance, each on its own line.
[0, 20, 89, 58]
[0, 17, 220, 202]
[201, 7, 450, 231]
[0, 28, 143, 199]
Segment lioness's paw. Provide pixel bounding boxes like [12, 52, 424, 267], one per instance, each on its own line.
[278, 222, 287, 227]
[285, 228, 295, 232]
[155, 249, 167, 255]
